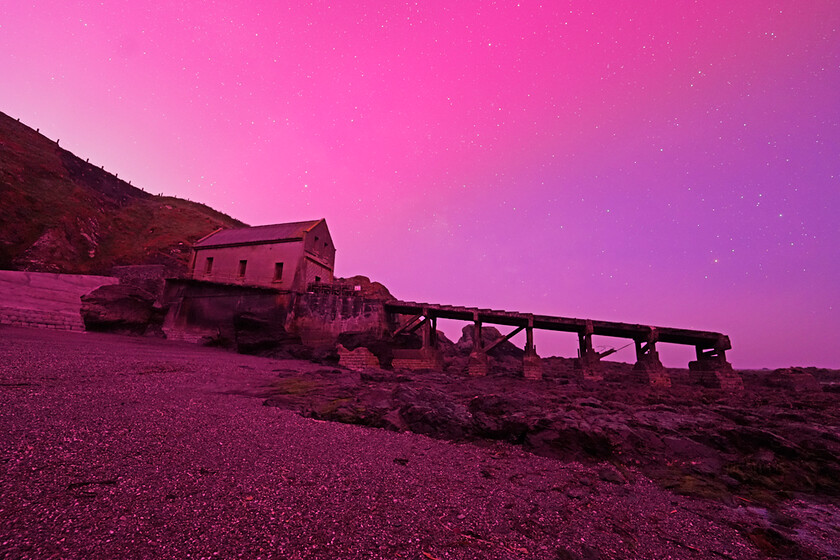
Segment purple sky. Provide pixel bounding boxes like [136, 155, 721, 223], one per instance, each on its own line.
[2, 1, 838, 368]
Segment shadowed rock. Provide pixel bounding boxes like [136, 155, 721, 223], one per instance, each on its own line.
[80, 284, 162, 335]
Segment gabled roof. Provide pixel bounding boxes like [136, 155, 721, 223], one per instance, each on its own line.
[194, 219, 325, 248]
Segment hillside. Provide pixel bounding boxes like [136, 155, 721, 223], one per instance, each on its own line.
[0, 111, 245, 275]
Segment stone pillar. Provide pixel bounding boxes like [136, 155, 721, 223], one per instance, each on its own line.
[689, 347, 743, 391]
[523, 326, 543, 380]
[632, 329, 670, 387]
[575, 320, 602, 381]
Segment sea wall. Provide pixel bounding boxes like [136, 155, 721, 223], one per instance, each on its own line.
[161, 279, 293, 343]
[0, 270, 118, 331]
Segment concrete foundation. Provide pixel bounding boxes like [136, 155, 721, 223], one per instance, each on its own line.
[689, 358, 744, 391]
[467, 351, 490, 377]
[391, 348, 443, 371]
[523, 351, 543, 380]
[632, 351, 671, 387]
[575, 352, 603, 381]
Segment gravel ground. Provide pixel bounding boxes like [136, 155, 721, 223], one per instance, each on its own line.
[0, 327, 762, 559]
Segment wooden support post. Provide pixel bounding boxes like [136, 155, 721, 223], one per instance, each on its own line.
[468, 312, 488, 376]
[522, 316, 542, 380]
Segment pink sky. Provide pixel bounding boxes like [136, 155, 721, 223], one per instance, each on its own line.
[2, 1, 838, 368]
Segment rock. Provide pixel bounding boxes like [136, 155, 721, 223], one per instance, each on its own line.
[525, 413, 615, 461]
[233, 311, 309, 358]
[80, 284, 162, 335]
[331, 275, 394, 300]
[392, 386, 473, 440]
[456, 325, 525, 359]
[764, 367, 823, 392]
[597, 466, 625, 484]
[469, 394, 536, 442]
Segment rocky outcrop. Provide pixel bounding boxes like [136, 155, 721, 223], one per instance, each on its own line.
[80, 284, 163, 335]
[233, 311, 310, 359]
[262, 363, 840, 558]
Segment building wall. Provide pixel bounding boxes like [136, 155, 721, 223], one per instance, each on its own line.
[303, 220, 336, 268]
[192, 241, 306, 290]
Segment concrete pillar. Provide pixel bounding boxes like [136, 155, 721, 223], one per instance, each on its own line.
[632, 329, 670, 387]
[523, 325, 543, 380]
[575, 320, 602, 381]
[689, 346, 743, 391]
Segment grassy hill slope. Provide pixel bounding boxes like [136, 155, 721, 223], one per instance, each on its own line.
[0, 111, 245, 275]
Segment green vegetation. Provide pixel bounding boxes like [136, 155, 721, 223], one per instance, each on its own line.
[0, 111, 245, 274]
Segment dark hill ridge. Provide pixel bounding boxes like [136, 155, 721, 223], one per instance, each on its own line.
[0, 110, 245, 275]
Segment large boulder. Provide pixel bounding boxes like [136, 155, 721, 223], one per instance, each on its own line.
[81, 284, 162, 335]
[456, 325, 525, 359]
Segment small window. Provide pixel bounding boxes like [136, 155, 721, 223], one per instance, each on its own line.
[273, 262, 284, 282]
[314, 276, 321, 283]
[204, 257, 214, 274]
[238, 260, 247, 278]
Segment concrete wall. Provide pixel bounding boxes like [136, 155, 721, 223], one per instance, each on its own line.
[161, 279, 292, 342]
[289, 292, 390, 347]
[162, 279, 388, 348]
[0, 270, 118, 331]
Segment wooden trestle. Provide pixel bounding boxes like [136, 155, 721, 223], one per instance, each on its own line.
[385, 300, 733, 382]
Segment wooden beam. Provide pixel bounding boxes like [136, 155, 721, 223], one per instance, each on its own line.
[484, 325, 525, 353]
[392, 313, 425, 336]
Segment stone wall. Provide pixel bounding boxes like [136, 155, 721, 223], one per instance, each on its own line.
[337, 344, 381, 370]
[160, 279, 292, 343]
[0, 270, 118, 332]
[289, 291, 390, 347]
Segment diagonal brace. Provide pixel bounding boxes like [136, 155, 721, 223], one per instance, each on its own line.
[393, 313, 426, 336]
[484, 326, 525, 353]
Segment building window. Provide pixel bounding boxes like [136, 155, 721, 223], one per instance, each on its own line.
[204, 257, 214, 274]
[238, 260, 247, 278]
[273, 262, 284, 282]
[314, 276, 321, 283]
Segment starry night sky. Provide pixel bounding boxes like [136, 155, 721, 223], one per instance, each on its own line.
[2, 1, 838, 368]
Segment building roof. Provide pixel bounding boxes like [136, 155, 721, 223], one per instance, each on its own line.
[194, 219, 325, 248]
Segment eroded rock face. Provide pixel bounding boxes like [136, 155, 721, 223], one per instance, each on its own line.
[80, 284, 162, 335]
[234, 311, 310, 359]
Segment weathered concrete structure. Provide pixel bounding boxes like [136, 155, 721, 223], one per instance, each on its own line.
[191, 219, 335, 291]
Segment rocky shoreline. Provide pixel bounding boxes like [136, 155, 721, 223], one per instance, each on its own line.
[261, 345, 840, 559]
[2, 327, 838, 559]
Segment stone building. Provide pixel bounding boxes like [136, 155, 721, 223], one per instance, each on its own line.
[190, 219, 335, 292]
